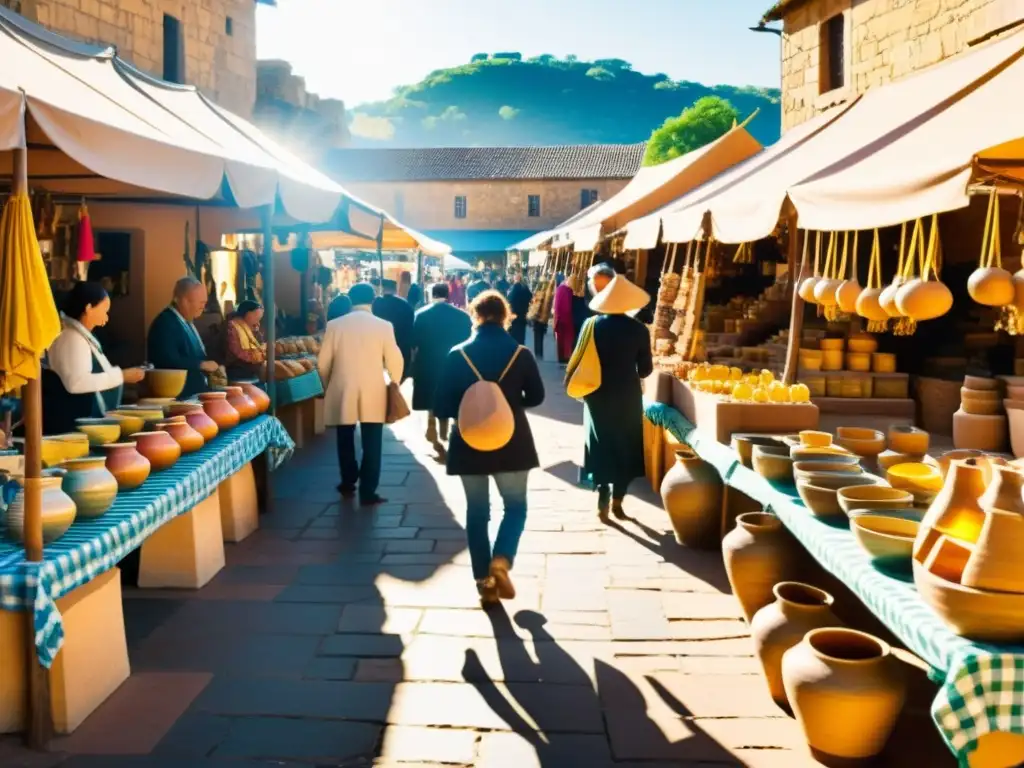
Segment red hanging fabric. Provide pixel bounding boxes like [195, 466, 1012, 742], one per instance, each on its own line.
[76, 201, 96, 262]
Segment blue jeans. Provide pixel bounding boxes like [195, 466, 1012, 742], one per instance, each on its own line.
[460, 471, 529, 580]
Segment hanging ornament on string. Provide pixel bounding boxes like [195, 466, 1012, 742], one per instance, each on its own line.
[75, 199, 96, 281]
[896, 213, 951, 331]
[835, 230, 861, 314]
[798, 231, 821, 303]
[891, 219, 925, 336]
[856, 229, 890, 333]
[815, 231, 845, 321]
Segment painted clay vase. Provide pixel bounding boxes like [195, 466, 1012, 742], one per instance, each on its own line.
[101, 442, 151, 489]
[199, 392, 240, 431]
[6, 475, 77, 543]
[219, 385, 258, 422]
[231, 380, 270, 415]
[133, 430, 182, 472]
[722, 512, 802, 623]
[659, 447, 723, 549]
[59, 457, 118, 518]
[155, 419, 205, 455]
[168, 401, 201, 418]
[750, 582, 840, 708]
[782, 628, 905, 761]
[913, 458, 987, 565]
[961, 466, 1024, 593]
[184, 407, 219, 443]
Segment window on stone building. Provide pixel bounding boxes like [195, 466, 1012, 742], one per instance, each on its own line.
[581, 188, 599, 209]
[454, 195, 467, 219]
[528, 195, 541, 217]
[821, 13, 845, 92]
[226, 16, 234, 36]
[163, 14, 185, 84]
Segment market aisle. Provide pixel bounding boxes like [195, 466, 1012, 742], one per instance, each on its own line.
[1, 346, 955, 768]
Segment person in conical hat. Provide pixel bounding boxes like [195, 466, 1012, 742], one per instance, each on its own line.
[569, 274, 653, 519]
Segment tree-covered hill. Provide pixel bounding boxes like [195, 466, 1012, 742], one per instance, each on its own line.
[348, 53, 781, 149]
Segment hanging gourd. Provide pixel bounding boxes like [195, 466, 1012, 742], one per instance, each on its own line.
[879, 221, 911, 318]
[968, 187, 1015, 307]
[835, 230, 861, 314]
[798, 231, 821, 303]
[896, 213, 951, 327]
[856, 229, 889, 333]
[814, 232, 843, 316]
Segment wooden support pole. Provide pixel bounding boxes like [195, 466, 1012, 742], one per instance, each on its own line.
[261, 206, 276, 413]
[376, 215, 385, 295]
[782, 211, 805, 386]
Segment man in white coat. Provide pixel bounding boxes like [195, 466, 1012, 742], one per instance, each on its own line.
[318, 282, 404, 505]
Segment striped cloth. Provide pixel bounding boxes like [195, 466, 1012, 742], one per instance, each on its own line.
[0, 415, 294, 668]
[644, 400, 1024, 765]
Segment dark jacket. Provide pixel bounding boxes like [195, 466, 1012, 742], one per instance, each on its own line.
[434, 323, 545, 476]
[147, 307, 208, 399]
[372, 294, 415, 380]
[507, 282, 533, 323]
[466, 279, 491, 304]
[411, 301, 472, 411]
[406, 283, 423, 310]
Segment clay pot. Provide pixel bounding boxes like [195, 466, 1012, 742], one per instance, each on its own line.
[968, 266, 1015, 307]
[879, 278, 906, 318]
[813, 278, 842, 307]
[219, 385, 258, 422]
[798, 277, 819, 304]
[835, 279, 862, 314]
[184, 408, 219, 443]
[101, 442, 151, 490]
[952, 409, 1008, 453]
[199, 392, 240, 431]
[895, 278, 954, 321]
[59, 457, 118, 518]
[855, 287, 888, 323]
[751, 582, 840, 707]
[782, 628, 905, 761]
[914, 458, 987, 565]
[5, 475, 77, 543]
[133, 430, 182, 472]
[155, 419, 205, 455]
[659, 448, 723, 549]
[232, 380, 271, 415]
[960, 466, 1024, 593]
[722, 512, 801, 623]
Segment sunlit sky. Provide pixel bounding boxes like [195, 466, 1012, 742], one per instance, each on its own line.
[255, 0, 782, 107]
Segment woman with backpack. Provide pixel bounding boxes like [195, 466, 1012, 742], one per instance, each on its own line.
[433, 290, 545, 605]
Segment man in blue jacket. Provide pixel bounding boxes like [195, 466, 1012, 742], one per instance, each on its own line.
[146, 276, 219, 399]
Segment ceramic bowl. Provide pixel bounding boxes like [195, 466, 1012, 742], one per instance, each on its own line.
[752, 445, 795, 484]
[809, 473, 881, 491]
[104, 411, 145, 438]
[847, 507, 925, 523]
[790, 446, 858, 465]
[888, 426, 929, 455]
[887, 462, 943, 495]
[146, 369, 187, 399]
[876, 450, 928, 471]
[796, 482, 845, 517]
[111, 408, 165, 429]
[799, 430, 833, 448]
[731, 434, 785, 469]
[836, 427, 886, 457]
[852, 516, 919, 564]
[838, 485, 913, 515]
[74, 417, 122, 446]
[40, 433, 90, 468]
[913, 561, 1024, 642]
[793, 460, 864, 480]
[964, 375, 999, 392]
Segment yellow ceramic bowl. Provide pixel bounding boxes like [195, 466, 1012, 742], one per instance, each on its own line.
[837, 485, 914, 516]
[40, 433, 90, 468]
[846, 352, 871, 372]
[793, 460, 863, 478]
[797, 479, 878, 518]
[836, 427, 885, 457]
[888, 426, 929, 455]
[105, 411, 146, 439]
[752, 445, 794, 484]
[146, 369, 187, 399]
[790, 446, 858, 465]
[799, 430, 833, 448]
[887, 462, 943, 494]
[73, 417, 122, 447]
[731, 434, 786, 469]
[114, 407, 166, 424]
[852, 516, 919, 564]
[872, 353, 897, 373]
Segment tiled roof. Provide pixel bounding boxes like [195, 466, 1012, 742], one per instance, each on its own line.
[324, 144, 646, 182]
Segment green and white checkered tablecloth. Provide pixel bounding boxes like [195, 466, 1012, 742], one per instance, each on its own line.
[645, 400, 1024, 765]
[0, 415, 294, 668]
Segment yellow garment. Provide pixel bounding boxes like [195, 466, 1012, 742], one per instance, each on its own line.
[565, 316, 601, 400]
[0, 193, 61, 394]
[231, 317, 261, 351]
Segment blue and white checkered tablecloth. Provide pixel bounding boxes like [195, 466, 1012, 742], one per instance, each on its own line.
[645, 399, 1024, 766]
[0, 414, 294, 668]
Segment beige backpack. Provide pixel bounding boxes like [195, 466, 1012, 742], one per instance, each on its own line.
[457, 347, 522, 451]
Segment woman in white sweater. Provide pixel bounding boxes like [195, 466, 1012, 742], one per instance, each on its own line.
[43, 282, 145, 434]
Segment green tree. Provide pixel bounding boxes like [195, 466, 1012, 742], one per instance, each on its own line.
[595, 58, 632, 71]
[586, 66, 614, 81]
[643, 95, 739, 166]
[493, 51, 522, 61]
[470, 53, 488, 62]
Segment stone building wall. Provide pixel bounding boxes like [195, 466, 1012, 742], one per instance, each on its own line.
[778, 0, 1023, 129]
[254, 60, 350, 157]
[5, 0, 257, 117]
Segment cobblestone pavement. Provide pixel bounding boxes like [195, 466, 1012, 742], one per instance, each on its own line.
[1, 348, 955, 767]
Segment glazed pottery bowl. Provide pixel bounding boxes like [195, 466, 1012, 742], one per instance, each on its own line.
[146, 369, 187, 399]
[888, 426, 929, 455]
[101, 442, 151, 489]
[110, 408, 164, 431]
[793, 461, 863, 482]
[876, 450, 928, 471]
[797, 482, 844, 517]
[731, 434, 785, 469]
[847, 507, 925, 523]
[886, 463, 943, 498]
[133, 430, 181, 472]
[913, 561, 1024, 642]
[799, 430, 833, 448]
[790, 447, 858, 465]
[104, 411, 145, 439]
[795, 470, 867, 490]
[837, 485, 913, 515]
[40, 433, 90, 468]
[74, 417, 121, 447]
[59, 456, 118, 518]
[752, 445, 795, 484]
[852, 516, 919, 565]
[836, 427, 886, 457]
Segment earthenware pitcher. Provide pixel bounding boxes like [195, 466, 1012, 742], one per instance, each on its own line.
[722, 512, 802, 623]
[659, 447, 723, 549]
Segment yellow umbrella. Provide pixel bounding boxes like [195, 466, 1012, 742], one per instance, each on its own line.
[0, 192, 61, 394]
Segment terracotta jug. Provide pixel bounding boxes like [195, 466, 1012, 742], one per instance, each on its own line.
[232, 380, 270, 415]
[782, 628, 905, 761]
[961, 466, 1024, 593]
[132, 431, 181, 472]
[5, 475, 77, 543]
[59, 457, 118, 518]
[659, 447, 723, 549]
[913, 458, 987, 565]
[199, 392, 240, 431]
[172, 404, 219, 442]
[722, 512, 802, 623]
[155, 419, 205, 455]
[219, 385, 258, 422]
[750, 582, 840, 708]
[101, 442, 151, 489]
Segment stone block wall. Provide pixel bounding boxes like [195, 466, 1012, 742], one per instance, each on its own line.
[254, 59, 351, 154]
[779, 0, 1022, 129]
[13, 0, 257, 117]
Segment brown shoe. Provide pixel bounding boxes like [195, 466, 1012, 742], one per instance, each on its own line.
[611, 500, 628, 520]
[489, 556, 516, 600]
[476, 576, 500, 605]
